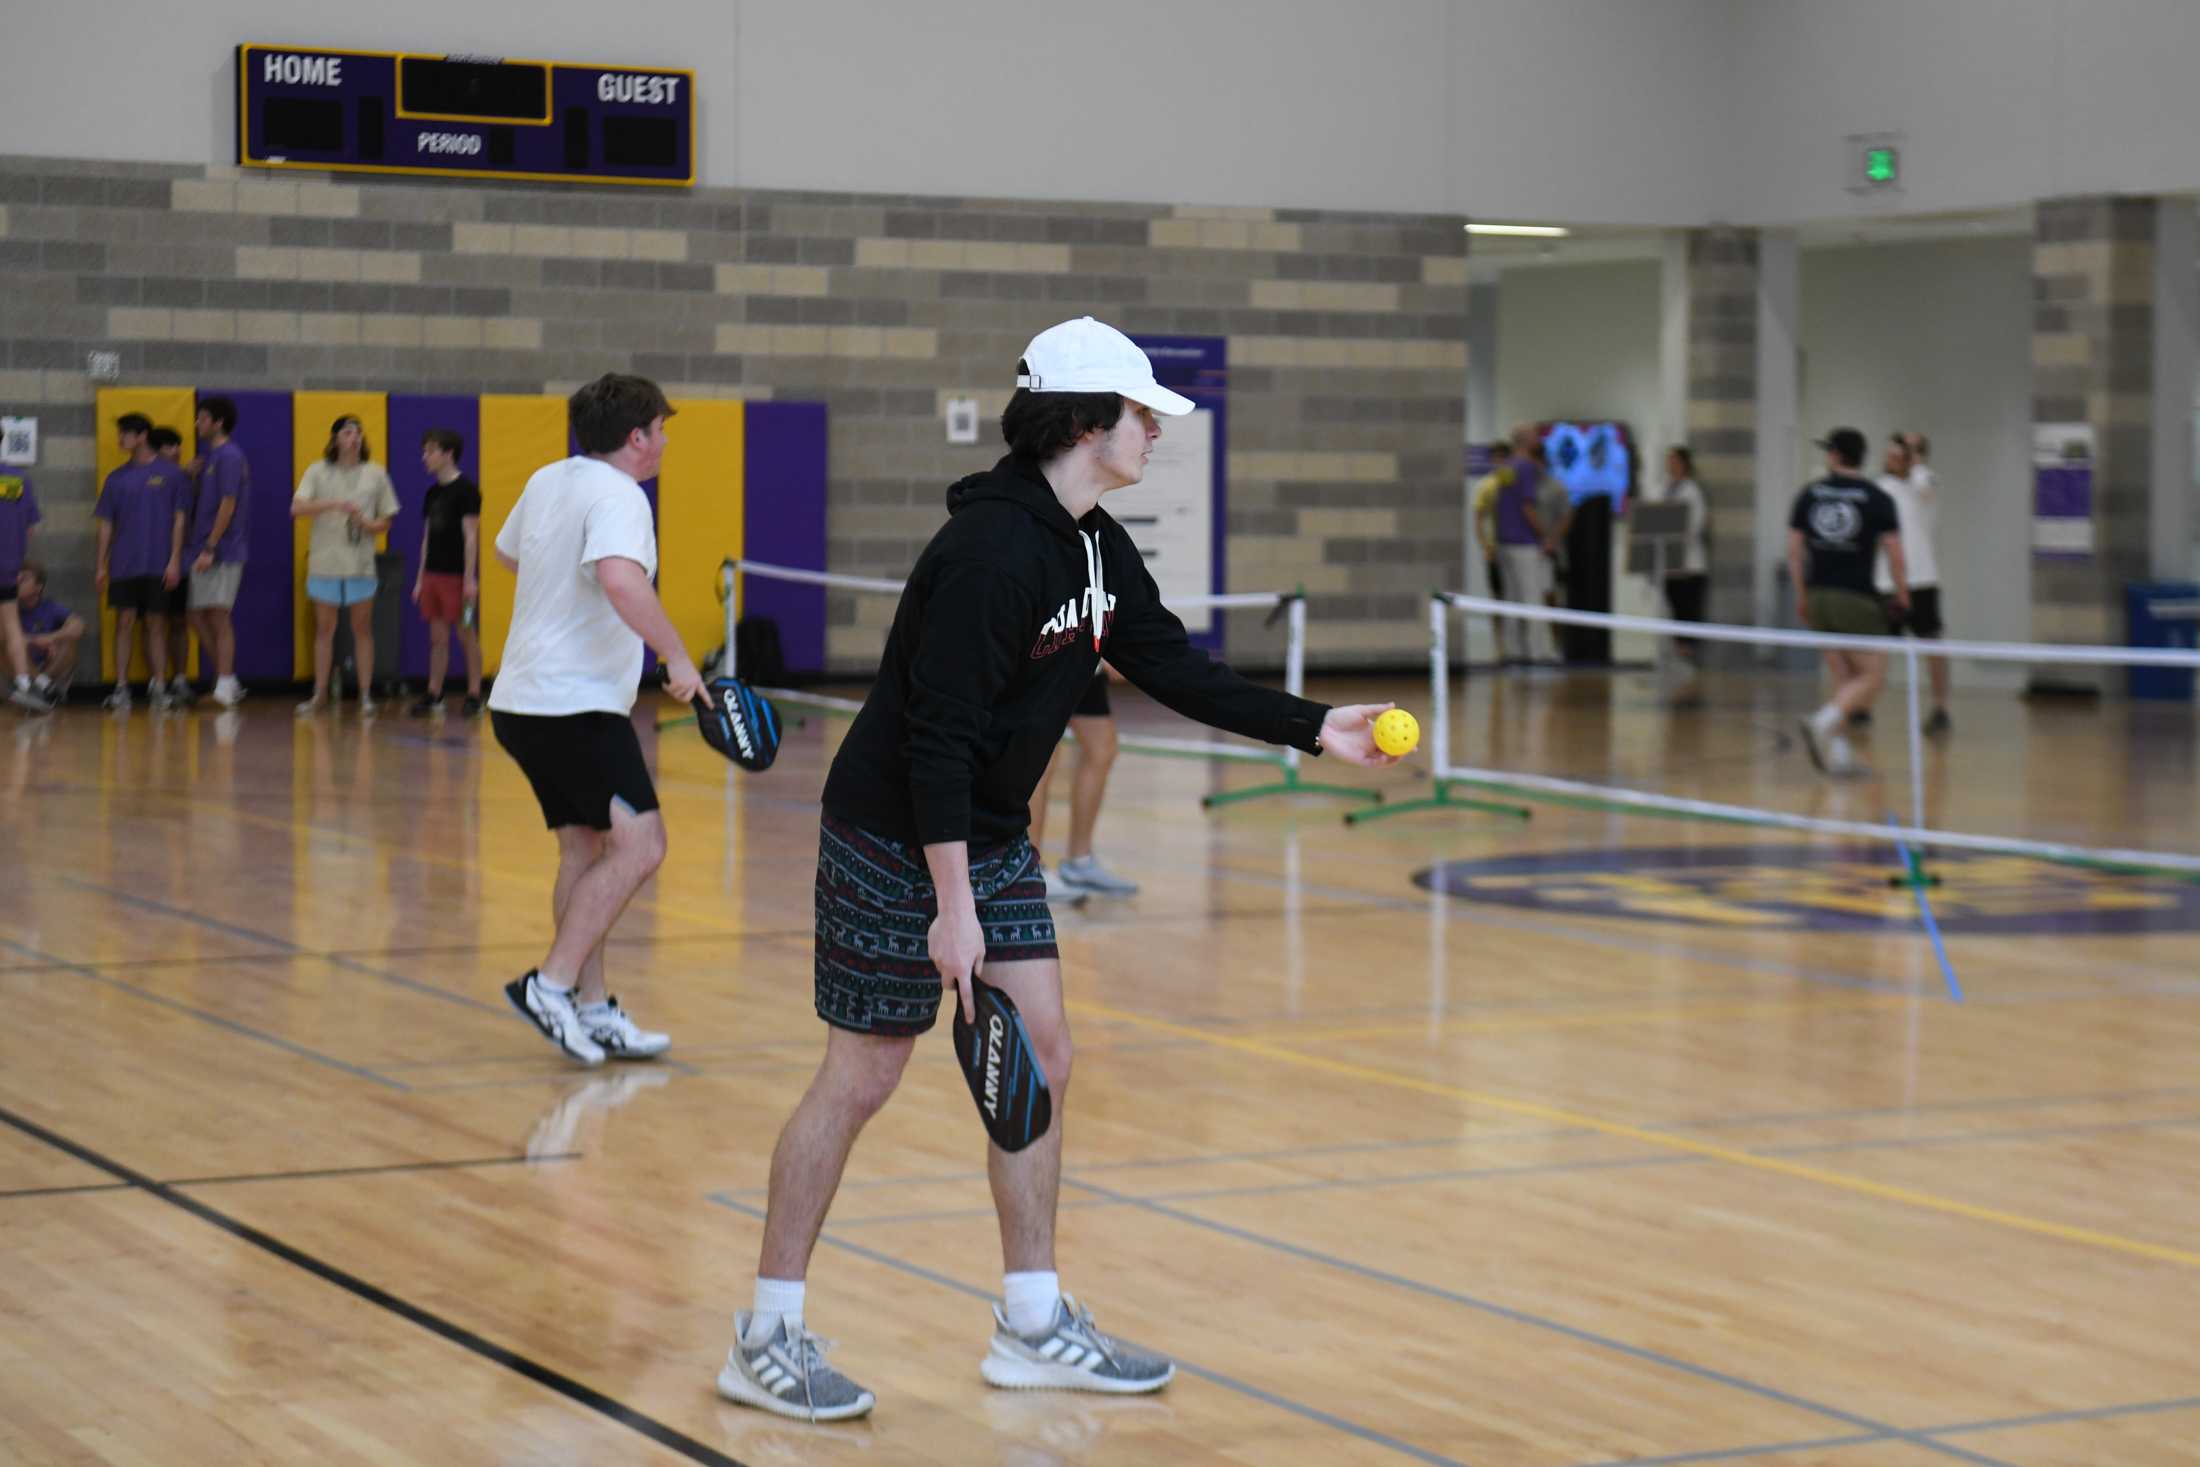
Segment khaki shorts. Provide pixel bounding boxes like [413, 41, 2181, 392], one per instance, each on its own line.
[1805, 587, 1886, 638]
[188, 560, 245, 610]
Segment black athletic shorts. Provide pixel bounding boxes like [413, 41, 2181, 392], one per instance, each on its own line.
[1073, 670, 1110, 719]
[0, 580, 14, 604]
[812, 814, 1058, 1037]
[107, 575, 183, 615]
[1885, 585, 1943, 639]
[491, 709, 660, 831]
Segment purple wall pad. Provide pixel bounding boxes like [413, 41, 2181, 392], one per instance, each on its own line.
[203, 389, 296, 682]
[742, 402, 829, 674]
[385, 395, 481, 680]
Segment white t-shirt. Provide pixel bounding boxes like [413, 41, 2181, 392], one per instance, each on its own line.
[1873, 465, 1939, 591]
[1653, 477, 1709, 576]
[488, 456, 658, 716]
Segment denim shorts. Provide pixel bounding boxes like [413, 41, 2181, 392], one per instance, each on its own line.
[306, 574, 378, 607]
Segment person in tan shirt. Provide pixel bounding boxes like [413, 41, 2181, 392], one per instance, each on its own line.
[291, 416, 398, 716]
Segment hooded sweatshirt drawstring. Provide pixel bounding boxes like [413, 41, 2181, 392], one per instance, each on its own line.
[1081, 530, 1105, 652]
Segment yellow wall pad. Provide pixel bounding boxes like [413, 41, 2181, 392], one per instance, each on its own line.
[655, 399, 745, 668]
[474, 395, 571, 675]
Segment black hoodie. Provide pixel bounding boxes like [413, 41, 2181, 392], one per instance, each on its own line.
[821, 454, 1330, 848]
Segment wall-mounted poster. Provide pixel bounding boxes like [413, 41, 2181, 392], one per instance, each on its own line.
[2033, 422, 2094, 557]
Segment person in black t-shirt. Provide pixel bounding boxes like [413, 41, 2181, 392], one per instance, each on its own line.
[1787, 427, 1907, 776]
[410, 428, 484, 716]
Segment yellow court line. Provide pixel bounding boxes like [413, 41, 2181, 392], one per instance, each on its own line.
[1255, 993, 1916, 1046]
[1069, 997, 2200, 1270]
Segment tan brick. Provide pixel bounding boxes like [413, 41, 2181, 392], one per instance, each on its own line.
[715, 323, 772, 354]
[453, 222, 514, 254]
[630, 228, 689, 262]
[0, 368, 42, 398]
[424, 317, 484, 349]
[360, 251, 423, 284]
[107, 307, 173, 340]
[1423, 256, 1470, 287]
[908, 240, 967, 270]
[769, 325, 829, 357]
[1300, 508, 1400, 536]
[511, 224, 573, 257]
[714, 263, 768, 293]
[570, 226, 630, 260]
[40, 372, 94, 404]
[170, 179, 235, 213]
[361, 315, 425, 348]
[882, 328, 938, 359]
[299, 313, 361, 346]
[2032, 334, 2092, 369]
[1231, 451, 1397, 484]
[963, 242, 1021, 272]
[235, 245, 299, 280]
[1148, 219, 1202, 249]
[170, 309, 237, 342]
[41, 436, 95, 470]
[484, 318, 543, 350]
[235, 311, 299, 344]
[853, 238, 911, 269]
[298, 248, 363, 282]
[233, 178, 300, 215]
[1250, 222, 1302, 251]
[1173, 204, 1275, 222]
[827, 326, 883, 358]
[772, 264, 831, 296]
[1198, 219, 1251, 250]
[295, 184, 360, 218]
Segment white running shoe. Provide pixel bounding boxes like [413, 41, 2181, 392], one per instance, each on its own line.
[8, 680, 45, 714]
[1040, 866, 1088, 907]
[1826, 734, 1862, 778]
[104, 685, 133, 713]
[717, 1312, 876, 1421]
[578, 995, 670, 1060]
[295, 696, 324, 718]
[502, 971, 606, 1066]
[212, 678, 245, 709]
[1057, 854, 1140, 896]
[979, 1296, 1175, 1394]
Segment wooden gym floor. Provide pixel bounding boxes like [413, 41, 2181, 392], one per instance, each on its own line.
[2, 668, 2195, 1466]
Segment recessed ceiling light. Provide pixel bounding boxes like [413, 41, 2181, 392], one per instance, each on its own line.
[1465, 223, 1571, 238]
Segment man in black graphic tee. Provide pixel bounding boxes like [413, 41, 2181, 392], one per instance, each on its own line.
[1788, 426, 1907, 776]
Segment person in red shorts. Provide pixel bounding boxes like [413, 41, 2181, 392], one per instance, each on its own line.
[409, 428, 484, 717]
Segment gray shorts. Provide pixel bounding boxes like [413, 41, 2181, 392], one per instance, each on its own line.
[188, 560, 244, 610]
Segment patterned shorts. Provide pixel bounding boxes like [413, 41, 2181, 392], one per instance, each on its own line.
[813, 815, 1058, 1036]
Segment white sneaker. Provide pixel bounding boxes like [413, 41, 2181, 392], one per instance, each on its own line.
[358, 696, 379, 717]
[295, 696, 324, 718]
[717, 1312, 876, 1421]
[103, 686, 132, 713]
[979, 1296, 1175, 1394]
[212, 678, 245, 709]
[578, 996, 670, 1060]
[1826, 734, 1862, 778]
[1041, 866, 1088, 907]
[1058, 854, 1139, 896]
[8, 681, 44, 714]
[501, 971, 605, 1066]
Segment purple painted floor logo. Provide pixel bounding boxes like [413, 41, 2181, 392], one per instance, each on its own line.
[1413, 844, 2200, 936]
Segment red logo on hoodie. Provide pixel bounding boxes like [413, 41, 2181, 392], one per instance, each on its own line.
[1029, 590, 1116, 660]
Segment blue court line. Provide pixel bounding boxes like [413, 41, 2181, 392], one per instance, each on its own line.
[1061, 1178, 2019, 1467]
[1572, 1432, 1886, 1466]
[701, 1192, 1475, 1467]
[1929, 1391, 2200, 1436]
[45, 874, 506, 1015]
[1889, 820, 1963, 1002]
[0, 936, 408, 1091]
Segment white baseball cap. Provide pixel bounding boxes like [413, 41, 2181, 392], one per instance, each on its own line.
[1014, 317, 1196, 416]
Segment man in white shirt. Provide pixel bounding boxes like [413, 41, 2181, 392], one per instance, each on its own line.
[1877, 431, 1950, 735]
[490, 373, 705, 1065]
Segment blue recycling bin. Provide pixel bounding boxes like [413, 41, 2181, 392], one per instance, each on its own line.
[2125, 581, 2199, 700]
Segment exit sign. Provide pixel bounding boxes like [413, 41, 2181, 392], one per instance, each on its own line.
[1847, 132, 1904, 193]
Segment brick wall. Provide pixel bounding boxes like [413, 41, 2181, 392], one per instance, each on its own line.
[0, 155, 1467, 675]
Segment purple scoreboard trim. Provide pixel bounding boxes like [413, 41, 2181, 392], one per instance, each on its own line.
[205, 389, 295, 682]
[1129, 335, 1228, 651]
[386, 394, 479, 680]
[743, 402, 828, 674]
[238, 46, 694, 187]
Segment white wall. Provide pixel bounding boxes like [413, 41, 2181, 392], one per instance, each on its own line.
[0, 0, 1734, 222]
[1733, 0, 2200, 224]
[1798, 235, 2035, 668]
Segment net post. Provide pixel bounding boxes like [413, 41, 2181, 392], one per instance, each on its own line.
[721, 557, 741, 681]
[1903, 639, 1926, 839]
[1284, 592, 1307, 778]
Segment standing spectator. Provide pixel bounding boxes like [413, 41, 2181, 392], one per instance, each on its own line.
[1, 468, 46, 712]
[291, 416, 398, 716]
[10, 560, 84, 705]
[187, 396, 251, 709]
[149, 426, 197, 706]
[1881, 431, 1950, 735]
[1470, 439, 1513, 604]
[1653, 445, 1710, 674]
[409, 428, 484, 717]
[1493, 424, 1552, 664]
[93, 413, 189, 711]
[1789, 428, 1907, 777]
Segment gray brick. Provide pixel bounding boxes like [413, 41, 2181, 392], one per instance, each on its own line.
[142, 277, 207, 307]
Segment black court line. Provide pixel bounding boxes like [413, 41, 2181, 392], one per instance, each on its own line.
[0, 1151, 581, 1202]
[0, 1103, 747, 1467]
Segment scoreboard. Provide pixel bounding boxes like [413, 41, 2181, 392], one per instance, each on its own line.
[237, 44, 695, 187]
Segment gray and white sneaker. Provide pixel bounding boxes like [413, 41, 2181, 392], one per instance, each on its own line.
[1040, 865, 1088, 907]
[979, 1296, 1175, 1394]
[8, 680, 46, 714]
[104, 685, 133, 713]
[502, 971, 605, 1066]
[1057, 854, 1139, 896]
[1795, 715, 1828, 773]
[717, 1312, 876, 1421]
[579, 995, 670, 1060]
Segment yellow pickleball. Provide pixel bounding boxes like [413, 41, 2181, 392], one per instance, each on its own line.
[1372, 708, 1419, 757]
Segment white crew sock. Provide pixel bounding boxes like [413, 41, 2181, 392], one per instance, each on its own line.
[749, 1277, 806, 1342]
[1003, 1270, 1062, 1336]
[1810, 702, 1843, 738]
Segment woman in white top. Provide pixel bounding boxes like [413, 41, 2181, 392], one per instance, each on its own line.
[291, 416, 399, 716]
[1653, 446, 1710, 658]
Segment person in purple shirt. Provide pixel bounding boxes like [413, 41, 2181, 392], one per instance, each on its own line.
[1493, 423, 1558, 665]
[150, 426, 198, 706]
[93, 412, 189, 712]
[1, 467, 47, 712]
[187, 397, 250, 709]
[11, 560, 84, 708]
